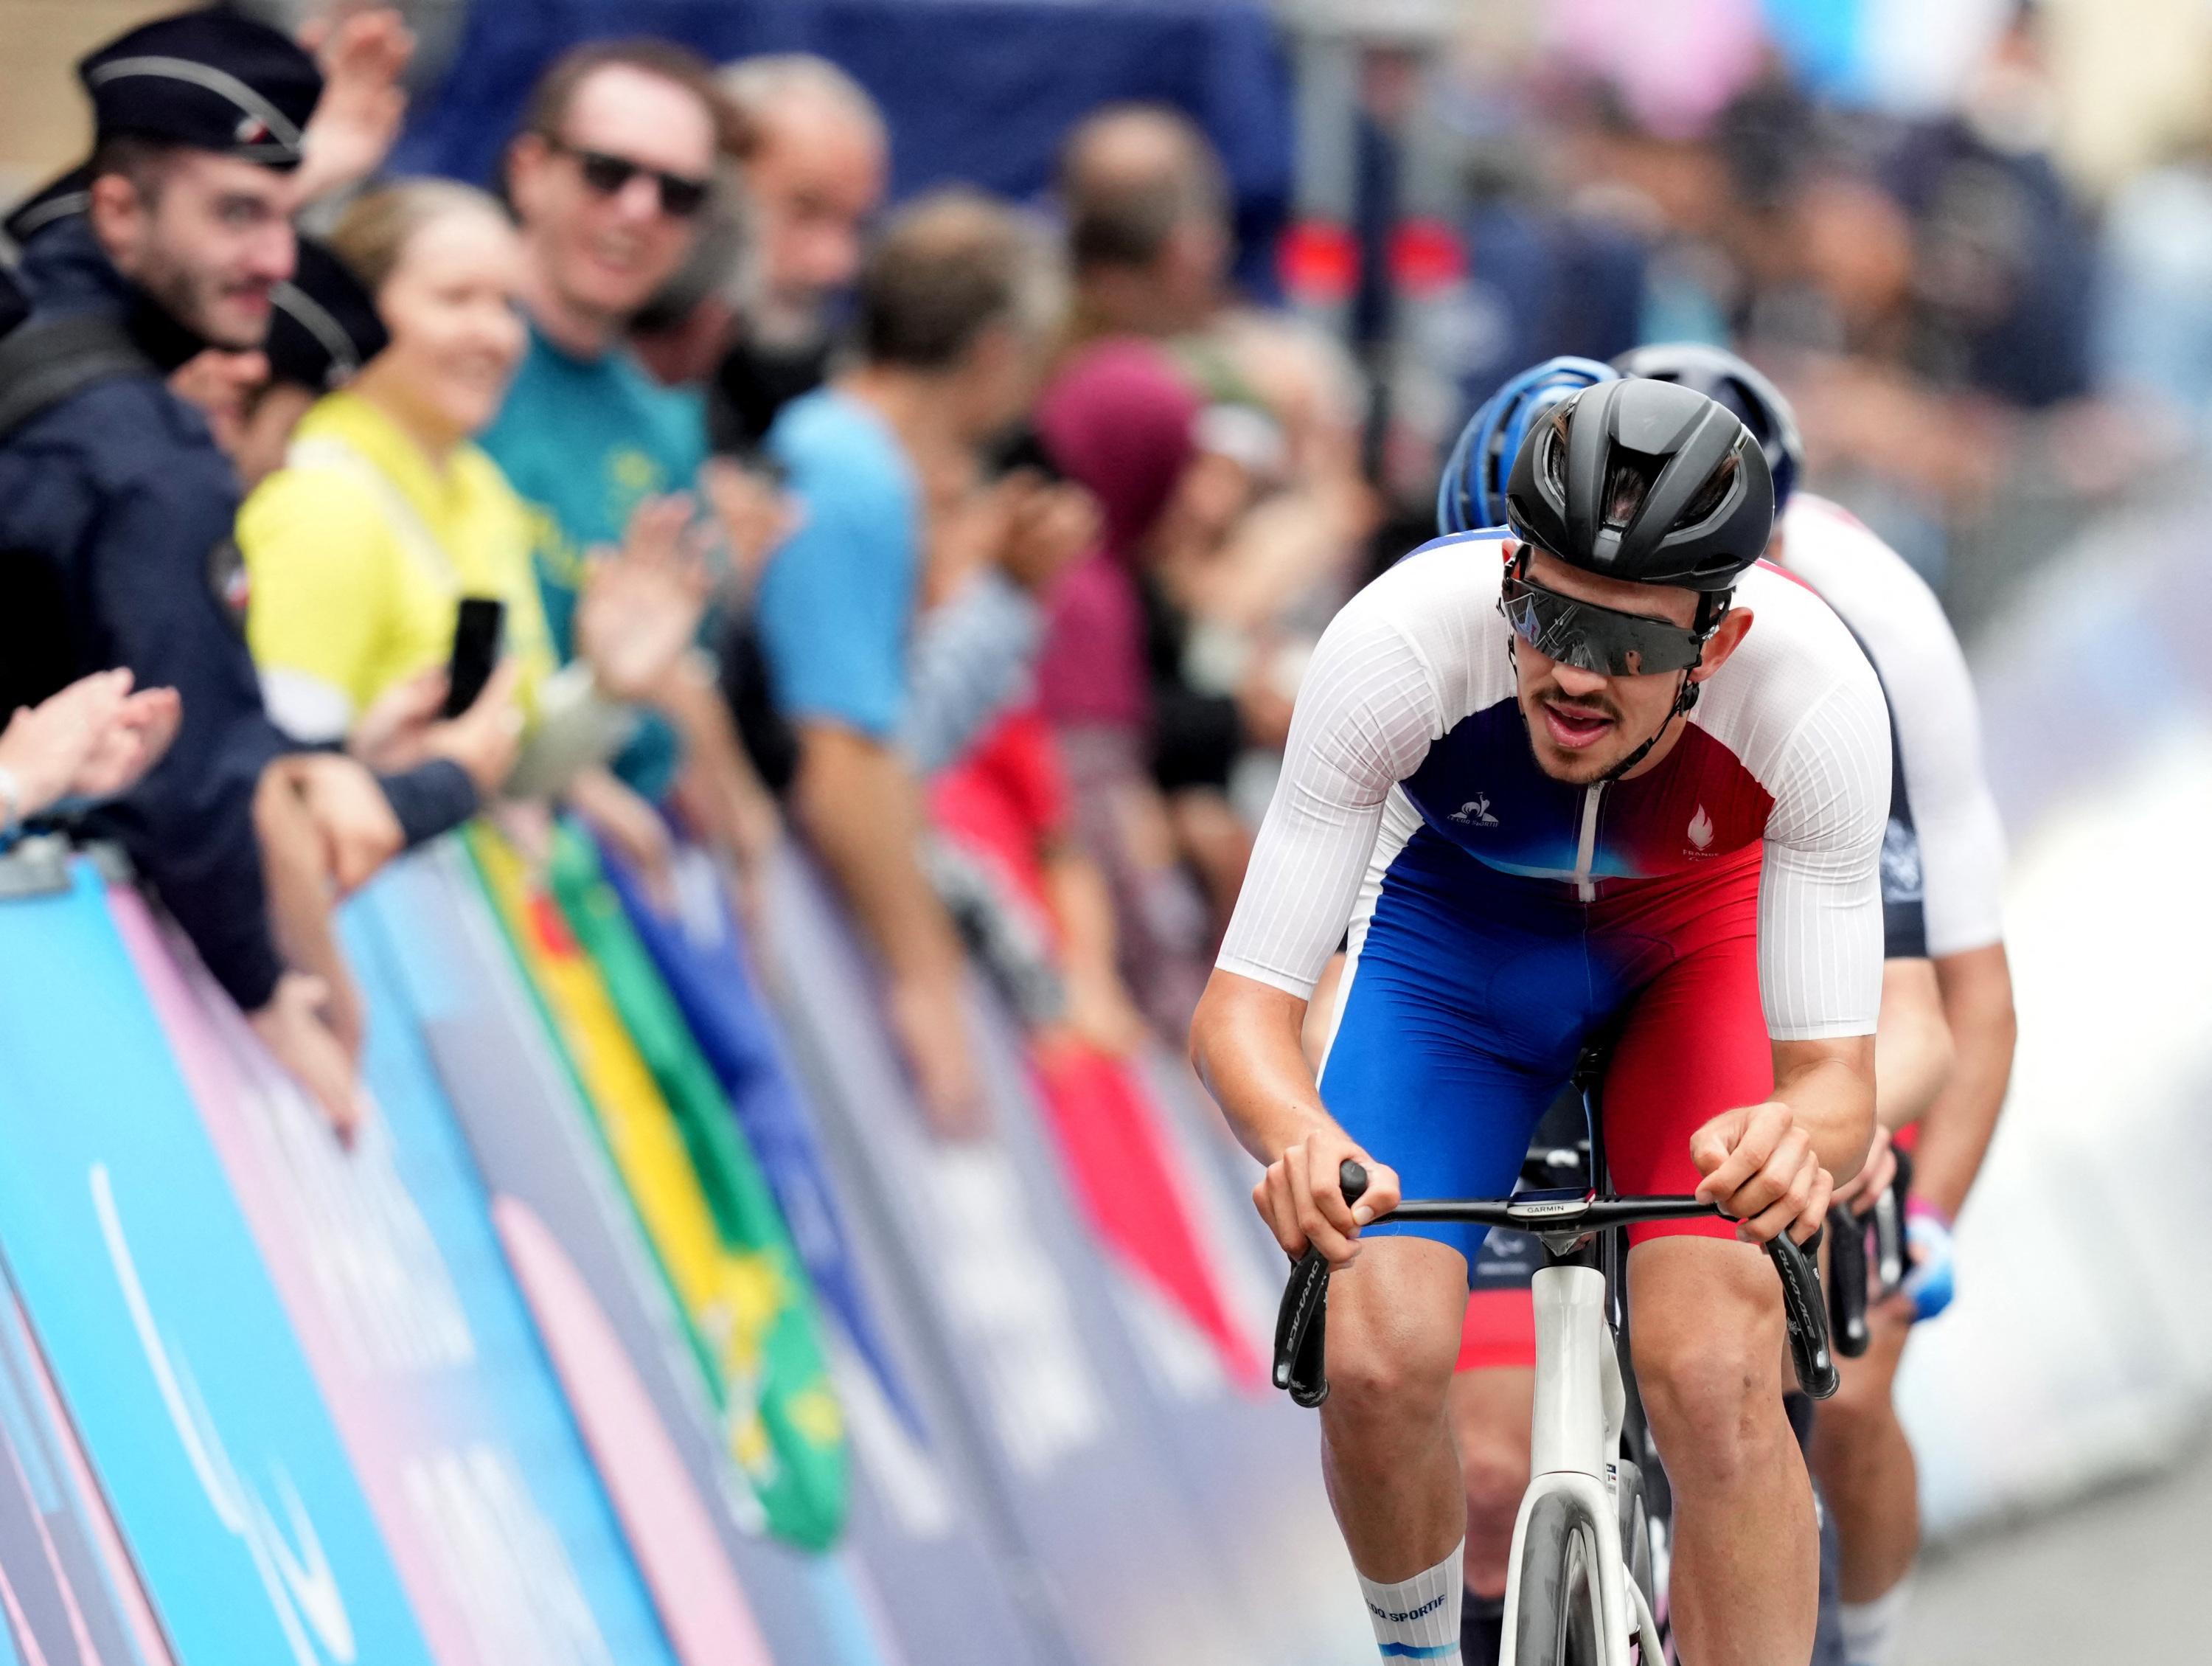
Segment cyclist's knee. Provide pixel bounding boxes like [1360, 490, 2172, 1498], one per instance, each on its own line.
[1325, 1331, 1457, 1425]
[1629, 1240, 1788, 1485]
[1321, 1244, 1467, 1430]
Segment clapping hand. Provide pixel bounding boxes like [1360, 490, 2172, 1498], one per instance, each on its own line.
[0, 669, 183, 819]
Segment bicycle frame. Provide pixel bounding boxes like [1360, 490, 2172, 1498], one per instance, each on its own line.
[1498, 1263, 1662, 1665]
[1271, 1168, 1833, 1664]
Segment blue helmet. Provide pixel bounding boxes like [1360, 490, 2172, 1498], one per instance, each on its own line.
[1438, 356, 1617, 536]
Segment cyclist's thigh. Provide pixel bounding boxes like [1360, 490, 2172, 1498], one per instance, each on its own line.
[1599, 855, 1770, 1247]
[1320, 844, 1586, 1274]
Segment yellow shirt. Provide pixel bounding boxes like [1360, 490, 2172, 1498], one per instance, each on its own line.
[240, 389, 559, 737]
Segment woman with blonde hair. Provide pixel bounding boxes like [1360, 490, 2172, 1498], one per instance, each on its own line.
[240, 179, 706, 826]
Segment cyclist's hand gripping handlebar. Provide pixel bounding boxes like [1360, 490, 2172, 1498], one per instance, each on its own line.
[1273, 1161, 1840, 1407]
[1271, 1160, 1368, 1408]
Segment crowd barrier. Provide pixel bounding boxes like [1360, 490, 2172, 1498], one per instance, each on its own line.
[0, 828, 1371, 1665]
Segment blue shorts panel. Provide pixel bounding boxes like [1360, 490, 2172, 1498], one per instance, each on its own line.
[1320, 830, 1614, 1274]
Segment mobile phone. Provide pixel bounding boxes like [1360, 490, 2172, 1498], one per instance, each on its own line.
[443, 597, 505, 718]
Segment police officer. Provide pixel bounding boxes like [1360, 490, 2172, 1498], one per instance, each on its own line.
[0, 8, 494, 1134]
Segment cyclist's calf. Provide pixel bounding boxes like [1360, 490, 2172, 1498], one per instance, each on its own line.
[1630, 1238, 1819, 1666]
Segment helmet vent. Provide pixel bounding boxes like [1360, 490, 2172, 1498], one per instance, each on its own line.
[1677, 448, 1741, 527]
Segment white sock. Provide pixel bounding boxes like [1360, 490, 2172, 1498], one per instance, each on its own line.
[1840, 1577, 1914, 1666]
[1357, 1543, 1464, 1662]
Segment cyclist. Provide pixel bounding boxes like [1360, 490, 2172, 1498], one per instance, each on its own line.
[1617, 343, 2015, 1666]
[1431, 350, 1955, 1663]
[1192, 377, 1888, 1666]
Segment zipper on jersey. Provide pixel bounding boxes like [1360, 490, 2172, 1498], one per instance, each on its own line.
[1573, 784, 1605, 902]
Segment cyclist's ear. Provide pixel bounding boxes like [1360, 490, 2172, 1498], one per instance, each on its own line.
[1689, 607, 1753, 683]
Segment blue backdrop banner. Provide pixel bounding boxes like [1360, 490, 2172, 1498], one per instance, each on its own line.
[395, 0, 1293, 293]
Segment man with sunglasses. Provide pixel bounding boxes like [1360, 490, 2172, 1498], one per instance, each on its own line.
[484, 40, 762, 872]
[1192, 377, 1888, 1666]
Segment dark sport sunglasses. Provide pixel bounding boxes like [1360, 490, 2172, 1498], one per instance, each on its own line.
[545, 138, 711, 218]
[1498, 572, 1712, 676]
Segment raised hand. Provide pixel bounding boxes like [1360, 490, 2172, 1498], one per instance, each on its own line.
[292, 6, 417, 208]
[576, 495, 711, 703]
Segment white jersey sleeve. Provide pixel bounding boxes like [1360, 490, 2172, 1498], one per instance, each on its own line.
[1781, 496, 2007, 957]
[1755, 669, 1893, 1039]
[1214, 582, 1446, 997]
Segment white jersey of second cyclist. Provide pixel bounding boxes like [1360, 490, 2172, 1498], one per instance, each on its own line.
[1216, 533, 1893, 1041]
[1779, 493, 2007, 959]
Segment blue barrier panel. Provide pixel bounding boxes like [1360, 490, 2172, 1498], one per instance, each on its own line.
[0, 861, 434, 1666]
[106, 878, 695, 1666]
[359, 842, 900, 1666]
[0, 1268, 158, 1666]
[762, 855, 1266, 1666]
[328, 892, 698, 1666]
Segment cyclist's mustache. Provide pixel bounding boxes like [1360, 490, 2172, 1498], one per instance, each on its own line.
[1531, 682, 1622, 724]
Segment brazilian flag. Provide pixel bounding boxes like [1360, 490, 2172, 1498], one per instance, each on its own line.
[466, 822, 849, 1549]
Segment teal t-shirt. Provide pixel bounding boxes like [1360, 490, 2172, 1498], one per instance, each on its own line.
[481, 325, 709, 797]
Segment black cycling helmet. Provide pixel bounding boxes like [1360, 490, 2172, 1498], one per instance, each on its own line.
[1611, 341, 1804, 512]
[1504, 378, 1773, 594]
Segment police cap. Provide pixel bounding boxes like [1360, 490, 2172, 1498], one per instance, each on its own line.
[266, 237, 386, 392]
[78, 7, 323, 170]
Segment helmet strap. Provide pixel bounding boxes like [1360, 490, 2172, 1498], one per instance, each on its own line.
[1601, 670, 1697, 783]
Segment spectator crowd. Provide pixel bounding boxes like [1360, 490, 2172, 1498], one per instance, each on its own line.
[0, 0, 2166, 1145]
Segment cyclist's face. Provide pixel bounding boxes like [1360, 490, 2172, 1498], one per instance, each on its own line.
[1509, 545, 1710, 784]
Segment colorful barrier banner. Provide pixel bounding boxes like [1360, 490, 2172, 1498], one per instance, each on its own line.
[761, 856, 1266, 1666]
[0, 862, 434, 1666]
[0, 1268, 168, 1666]
[601, 839, 918, 1434]
[372, 845, 1035, 1664]
[1127, 1053, 1377, 1665]
[465, 824, 846, 1549]
[545, 825, 849, 1547]
[358, 842, 895, 1666]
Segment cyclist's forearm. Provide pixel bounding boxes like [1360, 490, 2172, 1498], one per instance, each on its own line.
[1910, 943, 2016, 1218]
[1771, 1035, 1878, 1184]
[1191, 968, 1331, 1166]
[1874, 957, 1953, 1130]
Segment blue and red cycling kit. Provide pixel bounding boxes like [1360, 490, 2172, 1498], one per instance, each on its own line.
[1217, 532, 1891, 1275]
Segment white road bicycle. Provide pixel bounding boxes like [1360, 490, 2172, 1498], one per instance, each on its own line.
[1273, 1081, 1838, 1666]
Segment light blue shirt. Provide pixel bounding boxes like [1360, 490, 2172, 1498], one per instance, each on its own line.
[756, 389, 919, 741]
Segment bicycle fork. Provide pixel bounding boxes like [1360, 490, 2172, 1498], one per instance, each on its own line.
[1498, 1265, 1663, 1665]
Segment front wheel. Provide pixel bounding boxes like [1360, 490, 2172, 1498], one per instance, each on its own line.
[1514, 1493, 1604, 1666]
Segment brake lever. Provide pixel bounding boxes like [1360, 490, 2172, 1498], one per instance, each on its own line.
[1766, 1226, 1840, 1399]
[1826, 1202, 1871, 1358]
[1272, 1160, 1368, 1408]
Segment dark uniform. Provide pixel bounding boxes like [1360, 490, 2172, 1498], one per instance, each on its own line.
[0, 8, 472, 1009]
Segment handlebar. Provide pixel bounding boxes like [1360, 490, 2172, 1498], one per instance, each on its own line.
[1273, 1161, 1839, 1409]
